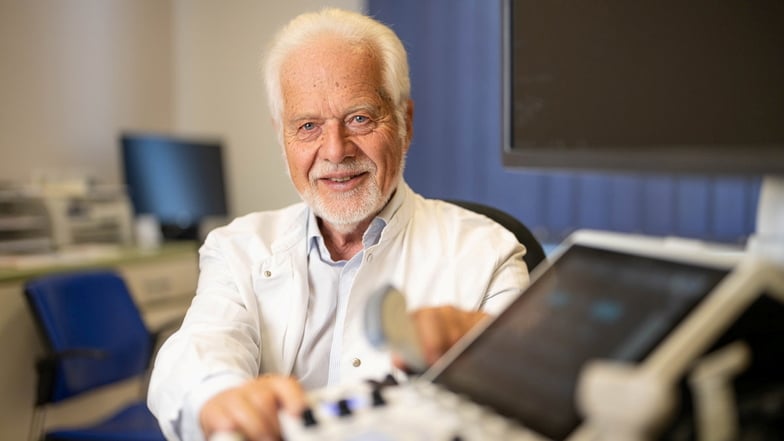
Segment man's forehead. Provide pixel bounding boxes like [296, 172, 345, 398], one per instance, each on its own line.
[280, 35, 379, 79]
[281, 60, 384, 106]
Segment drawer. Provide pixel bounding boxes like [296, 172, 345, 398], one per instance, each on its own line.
[119, 257, 198, 305]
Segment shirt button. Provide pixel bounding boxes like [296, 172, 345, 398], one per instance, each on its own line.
[352, 358, 361, 367]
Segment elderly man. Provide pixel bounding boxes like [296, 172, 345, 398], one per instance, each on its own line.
[147, 8, 528, 441]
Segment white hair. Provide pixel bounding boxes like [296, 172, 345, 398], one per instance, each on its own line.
[262, 8, 411, 143]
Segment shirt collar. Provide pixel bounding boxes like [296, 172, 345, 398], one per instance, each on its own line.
[306, 184, 405, 254]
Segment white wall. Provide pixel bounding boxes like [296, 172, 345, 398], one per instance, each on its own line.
[0, 0, 364, 217]
[172, 0, 364, 216]
[0, 0, 174, 186]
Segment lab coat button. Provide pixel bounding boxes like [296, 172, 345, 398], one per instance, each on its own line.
[263, 270, 272, 277]
[352, 358, 361, 367]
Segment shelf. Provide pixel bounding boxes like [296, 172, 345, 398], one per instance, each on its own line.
[0, 237, 52, 254]
[0, 216, 48, 231]
[0, 241, 198, 282]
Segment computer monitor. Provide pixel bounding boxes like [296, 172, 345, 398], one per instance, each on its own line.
[501, 0, 784, 176]
[120, 133, 229, 241]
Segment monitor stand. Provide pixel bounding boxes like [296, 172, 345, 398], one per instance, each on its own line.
[747, 175, 784, 263]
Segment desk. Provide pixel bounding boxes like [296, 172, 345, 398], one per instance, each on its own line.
[0, 242, 198, 440]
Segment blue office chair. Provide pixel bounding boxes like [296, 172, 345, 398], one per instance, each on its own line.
[24, 270, 168, 441]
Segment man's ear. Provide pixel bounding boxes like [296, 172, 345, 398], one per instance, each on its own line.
[404, 99, 414, 150]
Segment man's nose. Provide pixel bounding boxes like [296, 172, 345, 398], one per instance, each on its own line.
[320, 120, 357, 163]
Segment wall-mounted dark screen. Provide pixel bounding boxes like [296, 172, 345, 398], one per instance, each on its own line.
[503, 0, 784, 174]
[120, 133, 228, 241]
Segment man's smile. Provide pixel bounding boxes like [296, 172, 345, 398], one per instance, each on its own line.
[318, 171, 368, 190]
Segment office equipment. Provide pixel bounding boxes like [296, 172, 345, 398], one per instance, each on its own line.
[0, 183, 134, 254]
[120, 132, 229, 241]
[0, 186, 52, 253]
[258, 230, 784, 441]
[24, 270, 172, 441]
[43, 189, 134, 249]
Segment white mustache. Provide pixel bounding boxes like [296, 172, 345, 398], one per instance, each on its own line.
[309, 160, 373, 181]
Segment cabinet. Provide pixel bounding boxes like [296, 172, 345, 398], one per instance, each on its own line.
[0, 242, 198, 440]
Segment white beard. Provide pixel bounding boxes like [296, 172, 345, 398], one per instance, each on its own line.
[302, 157, 386, 233]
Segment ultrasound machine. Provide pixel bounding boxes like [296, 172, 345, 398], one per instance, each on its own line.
[213, 230, 784, 441]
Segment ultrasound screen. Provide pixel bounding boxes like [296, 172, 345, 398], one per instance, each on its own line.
[433, 245, 728, 440]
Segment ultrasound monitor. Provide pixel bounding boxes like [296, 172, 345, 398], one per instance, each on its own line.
[429, 238, 730, 440]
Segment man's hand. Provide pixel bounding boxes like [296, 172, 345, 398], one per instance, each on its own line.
[200, 374, 306, 441]
[394, 306, 489, 370]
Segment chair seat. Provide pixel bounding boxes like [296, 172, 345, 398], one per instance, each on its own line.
[45, 401, 165, 441]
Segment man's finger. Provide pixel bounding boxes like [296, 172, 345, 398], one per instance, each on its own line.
[261, 375, 308, 416]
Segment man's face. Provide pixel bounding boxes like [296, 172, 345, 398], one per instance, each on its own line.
[279, 36, 410, 228]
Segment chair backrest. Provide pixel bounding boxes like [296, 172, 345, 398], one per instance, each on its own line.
[444, 199, 547, 272]
[24, 270, 152, 403]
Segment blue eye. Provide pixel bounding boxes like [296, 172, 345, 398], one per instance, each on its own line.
[302, 122, 315, 131]
[345, 114, 375, 135]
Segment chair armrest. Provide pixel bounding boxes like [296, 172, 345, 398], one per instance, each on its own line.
[46, 348, 109, 361]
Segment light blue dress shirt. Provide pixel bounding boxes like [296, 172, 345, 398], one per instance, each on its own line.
[294, 197, 393, 389]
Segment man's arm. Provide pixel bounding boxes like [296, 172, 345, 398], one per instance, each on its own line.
[147, 233, 265, 441]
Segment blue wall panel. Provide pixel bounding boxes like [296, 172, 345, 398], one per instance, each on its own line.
[606, 175, 638, 234]
[367, 0, 760, 246]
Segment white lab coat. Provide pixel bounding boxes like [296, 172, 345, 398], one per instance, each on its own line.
[147, 182, 528, 440]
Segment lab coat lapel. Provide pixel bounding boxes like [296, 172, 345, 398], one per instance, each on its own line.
[278, 246, 309, 375]
[254, 218, 310, 377]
